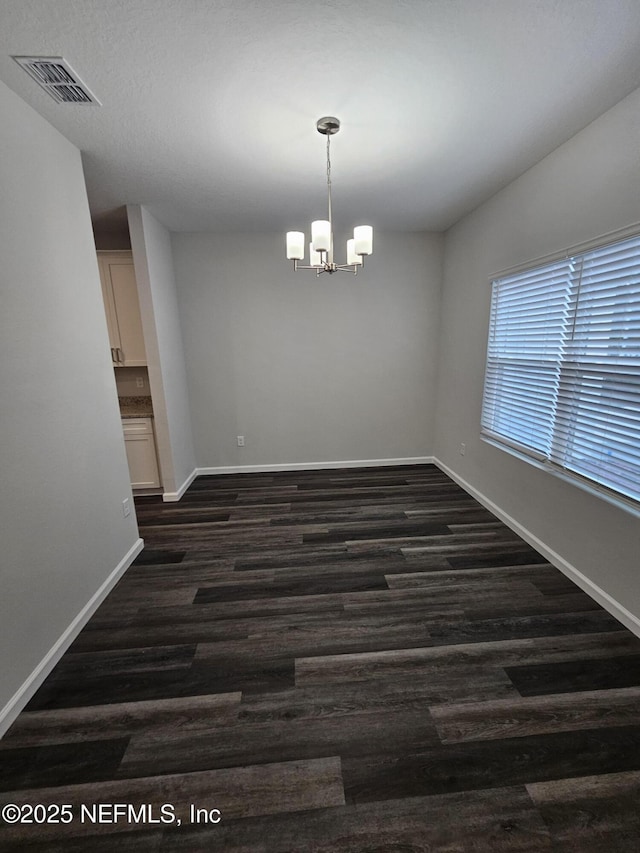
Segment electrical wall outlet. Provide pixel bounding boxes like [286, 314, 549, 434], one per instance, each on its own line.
[122, 498, 131, 517]
[136, 376, 144, 389]
[460, 443, 466, 456]
[237, 435, 245, 447]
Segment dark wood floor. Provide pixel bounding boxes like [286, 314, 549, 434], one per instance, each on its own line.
[3, 464, 640, 851]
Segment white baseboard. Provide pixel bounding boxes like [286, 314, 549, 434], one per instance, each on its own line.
[434, 457, 640, 640]
[197, 456, 435, 477]
[163, 468, 198, 502]
[0, 537, 144, 739]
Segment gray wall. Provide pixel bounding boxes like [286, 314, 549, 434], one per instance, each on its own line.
[434, 85, 640, 619]
[128, 206, 196, 495]
[0, 81, 139, 728]
[172, 231, 443, 468]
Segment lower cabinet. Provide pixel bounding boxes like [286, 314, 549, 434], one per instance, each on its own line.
[122, 418, 160, 489]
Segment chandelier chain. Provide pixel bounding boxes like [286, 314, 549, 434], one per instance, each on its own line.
[326, 132, 333, 230]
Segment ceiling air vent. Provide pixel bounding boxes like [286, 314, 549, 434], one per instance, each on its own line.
[12, 56, 101, 105]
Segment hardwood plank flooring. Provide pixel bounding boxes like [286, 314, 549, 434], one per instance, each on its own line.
[2, 463, 640, 851]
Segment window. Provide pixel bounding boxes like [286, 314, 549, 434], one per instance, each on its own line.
[482, 232, 640, 507]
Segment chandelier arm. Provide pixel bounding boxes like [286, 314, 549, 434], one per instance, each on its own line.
[293, 262, 359, 275]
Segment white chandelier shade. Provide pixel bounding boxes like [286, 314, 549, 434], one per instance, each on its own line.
[311, 220, 331, 253]
[285, 117, 373, 275]
[346, 239, 362, 267]
[286, 231, 305, 260]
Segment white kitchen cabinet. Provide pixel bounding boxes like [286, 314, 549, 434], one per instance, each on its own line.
[98, 251, 147, 367]
[122, 418, 160, 489]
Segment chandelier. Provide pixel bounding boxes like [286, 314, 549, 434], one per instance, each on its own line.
[286, 117, 373, 275]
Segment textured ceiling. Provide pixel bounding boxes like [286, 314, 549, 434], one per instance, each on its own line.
[1, 0, 640, 234]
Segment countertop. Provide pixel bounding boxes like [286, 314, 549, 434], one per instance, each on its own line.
[119, 396, 154, 418]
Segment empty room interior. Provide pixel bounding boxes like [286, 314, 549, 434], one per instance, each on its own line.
[2, 1, 640, 850]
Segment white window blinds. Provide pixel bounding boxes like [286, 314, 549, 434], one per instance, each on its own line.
[482, 233, 640, 506]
